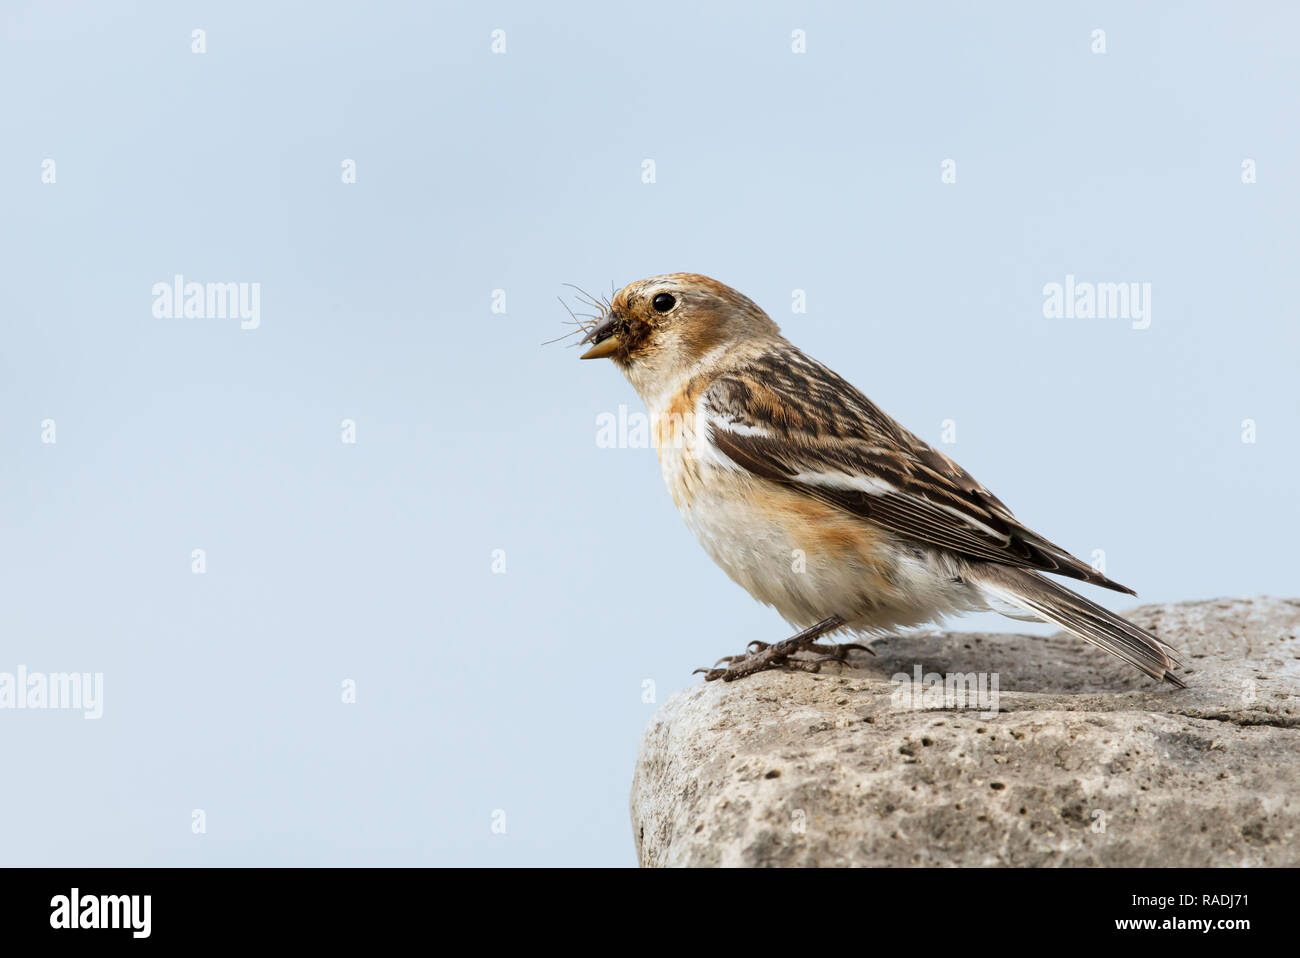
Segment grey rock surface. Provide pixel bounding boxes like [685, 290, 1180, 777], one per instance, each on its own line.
[631, 597, 1300, 867]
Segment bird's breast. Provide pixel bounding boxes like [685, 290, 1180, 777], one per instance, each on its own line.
[656, 446, 906, 627]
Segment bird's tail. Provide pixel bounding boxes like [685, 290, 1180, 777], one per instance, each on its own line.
[969, 564, 1186, 688]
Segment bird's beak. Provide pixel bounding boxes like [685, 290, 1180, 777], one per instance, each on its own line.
[579, 316, 620, 360]
[579, 336, 620, 360]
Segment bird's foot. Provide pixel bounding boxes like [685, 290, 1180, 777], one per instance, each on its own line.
[696, 641, 788, 681]
[805, 640, 875, 665]
[694, 616, 871, 683]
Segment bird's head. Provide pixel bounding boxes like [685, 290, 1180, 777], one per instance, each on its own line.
[578, 273, 781, 397]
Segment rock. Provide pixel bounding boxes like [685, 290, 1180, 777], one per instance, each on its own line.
[630, 596, 1300, 867]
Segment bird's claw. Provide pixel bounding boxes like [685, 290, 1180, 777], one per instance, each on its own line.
[697, 638, 873, 683]
[815, 641, 873, 661]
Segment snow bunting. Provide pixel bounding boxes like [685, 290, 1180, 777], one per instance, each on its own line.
[576, 273, 1184, 687]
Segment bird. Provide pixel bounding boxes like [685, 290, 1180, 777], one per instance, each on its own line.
[573, 273, 1185, 688]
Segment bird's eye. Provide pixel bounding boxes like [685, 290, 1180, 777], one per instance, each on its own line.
[652, 293, 676, 313]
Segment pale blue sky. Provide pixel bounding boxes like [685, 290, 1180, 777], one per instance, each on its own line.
[2, 1, 1297, 866]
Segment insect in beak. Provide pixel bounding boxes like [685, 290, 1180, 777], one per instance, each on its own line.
[579, 315, 621, 360]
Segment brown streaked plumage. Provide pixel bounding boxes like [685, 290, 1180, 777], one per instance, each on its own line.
[576, 273, 1185, 688]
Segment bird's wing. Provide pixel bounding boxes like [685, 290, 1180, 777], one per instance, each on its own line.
[700, 352, 1135, 594]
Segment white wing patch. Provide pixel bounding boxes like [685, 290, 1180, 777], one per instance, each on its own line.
[709, 419, 1015, 547]
[789, 470, 898, 497]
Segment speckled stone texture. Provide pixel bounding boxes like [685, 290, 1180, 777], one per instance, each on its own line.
[631, 597, 1300, 867]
